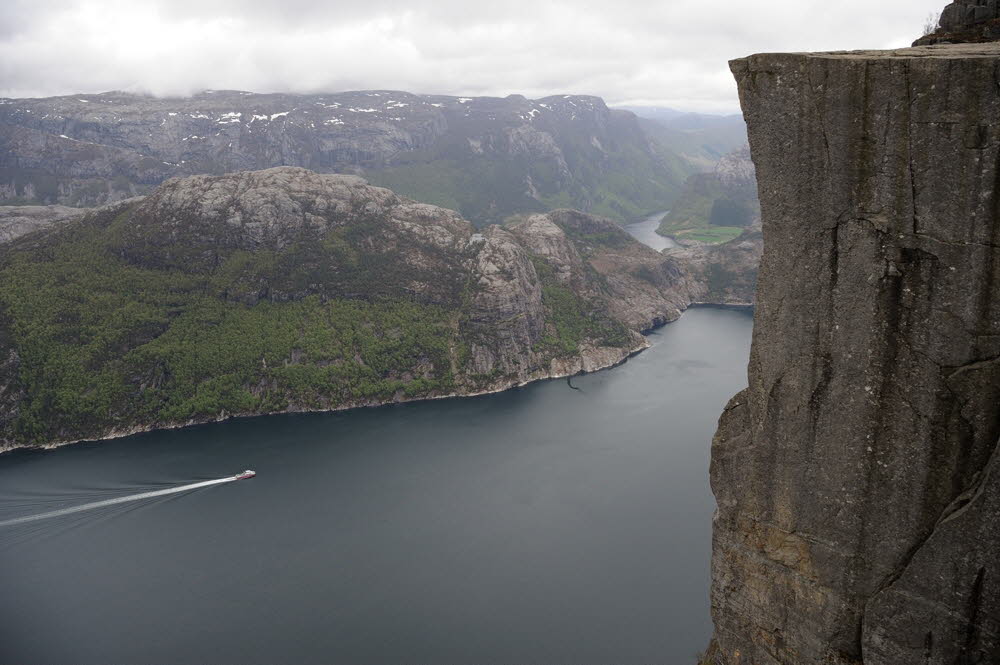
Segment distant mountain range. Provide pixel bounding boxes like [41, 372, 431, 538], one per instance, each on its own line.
[0, 90, 741, 226]
[616, 106, 748, 170]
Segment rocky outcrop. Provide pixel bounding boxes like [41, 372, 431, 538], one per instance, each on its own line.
[0, 90, 696, 225]
[667, 227, 761, 305]
[508, 209, 693, 330]
[0, 204, 85, 243]
[709, 44, 1000, 664]
[916, 1, 1000, 45]
[0, 167, 693, 452]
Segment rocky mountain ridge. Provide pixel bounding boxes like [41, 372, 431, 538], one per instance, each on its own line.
[0, 90, 697, 226]
[0, 167, 696, 452]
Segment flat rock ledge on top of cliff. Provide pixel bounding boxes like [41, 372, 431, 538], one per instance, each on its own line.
[710, 43, 1000, 665]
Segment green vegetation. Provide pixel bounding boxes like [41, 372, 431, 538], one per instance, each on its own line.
[555, 221, 632, 251]
[0, 205, 458, 444]
[530, 257, 630, 355]
[674, 226, 745, 245]
[709, 198, 753, 228]
[0, 200, 636, 446]
[657, 169, 759, 246]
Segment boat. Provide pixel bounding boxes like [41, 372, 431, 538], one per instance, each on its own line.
[235, 470, 256, 480]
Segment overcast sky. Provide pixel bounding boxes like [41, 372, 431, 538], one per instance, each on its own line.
[0, 0, 945, 112]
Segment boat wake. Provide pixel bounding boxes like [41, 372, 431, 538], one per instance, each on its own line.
[0, 471, 254, 528]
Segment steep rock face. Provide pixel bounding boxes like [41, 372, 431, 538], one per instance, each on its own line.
[0, 168, 694, 452]
[710, 44, 1000, 664]
[0, 90, 695, 225]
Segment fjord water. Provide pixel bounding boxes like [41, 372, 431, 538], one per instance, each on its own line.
[0, 307, 751, 665]
[624, 210, 677, 250]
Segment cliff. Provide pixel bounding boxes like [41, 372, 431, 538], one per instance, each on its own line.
[0, 167, 692, 452]
[0, 90, 696, 225]
[709, 43, 1000, 664]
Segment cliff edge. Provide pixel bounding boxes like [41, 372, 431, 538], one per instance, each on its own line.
[709, 44, 1000, 664]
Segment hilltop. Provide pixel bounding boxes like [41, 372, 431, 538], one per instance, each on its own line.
[0, 167, 698, 450]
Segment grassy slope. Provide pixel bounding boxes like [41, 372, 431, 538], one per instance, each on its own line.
[656, 173, 757, 245]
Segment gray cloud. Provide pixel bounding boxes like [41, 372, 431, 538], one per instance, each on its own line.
[0, 0, 944, 112]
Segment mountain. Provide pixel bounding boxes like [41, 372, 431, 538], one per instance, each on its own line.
[0, 90, 698, 227]
[708, 42, 1000, 665]
[0, 167, 697, 451]
[658, 146, 759, 245]
[618, 106, 748, 170]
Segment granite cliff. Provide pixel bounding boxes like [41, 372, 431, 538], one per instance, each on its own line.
[708, 43, 1000, 664]
[0, 167, 693, 452]
[0, 90, 697, 226]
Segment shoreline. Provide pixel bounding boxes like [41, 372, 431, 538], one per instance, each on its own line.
[0, 333, 653, 457]
[688, 301, 754, 311]
[1, 303, 750, 457]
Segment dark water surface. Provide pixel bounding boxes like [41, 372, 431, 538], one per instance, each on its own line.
[624, 211, 677, 251]
[0, 307, 752, 665]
